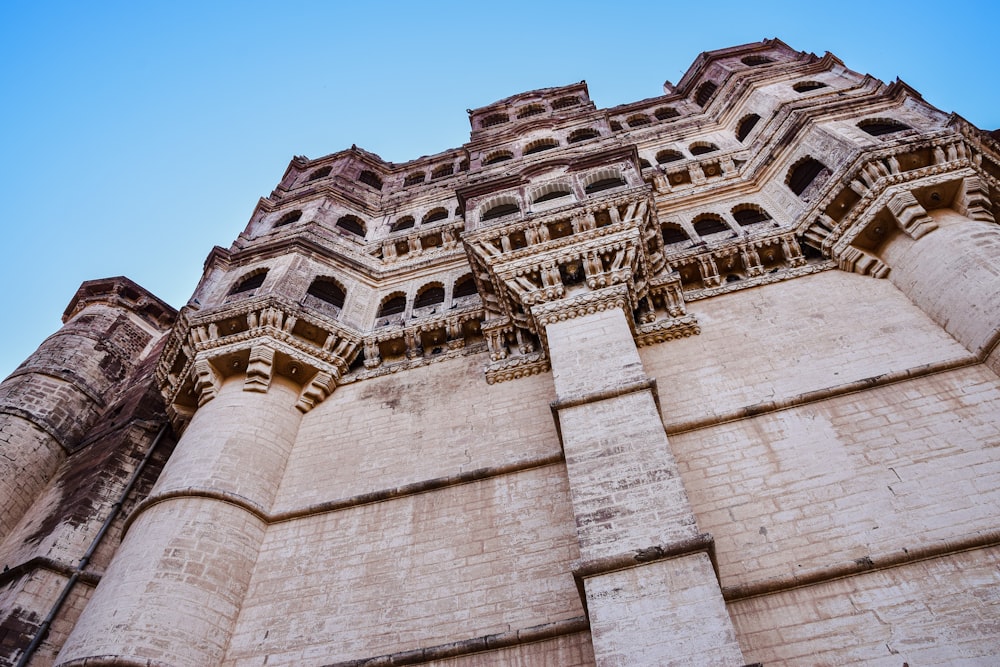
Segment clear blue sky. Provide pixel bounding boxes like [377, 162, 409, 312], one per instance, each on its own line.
[1, 1, 997, 379]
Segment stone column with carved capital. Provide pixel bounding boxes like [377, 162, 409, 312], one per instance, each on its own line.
[538, 287, 745, 667]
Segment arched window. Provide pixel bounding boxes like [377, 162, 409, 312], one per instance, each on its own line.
[423, 208, 448, 224]
[695, 81, 718, 106]
[533, 187, 573, 204]
[307, 278, 346, 309]
[689, 142, 719, 156]
[454, 274, 478, 298]
[736, 114, 761, 142]
[609, 120, 623, 131]
[524, 138, 559, 155]
[568, 128, 600, 143]
[626, 114, 651, 128]
[307, 166, 332, 181]
[482, 202, 520, 220]
[431, 164, 454, 179]
[378, 294, 406, 318]
[585, 175, 626, 194]
[358, 170, 383, 190]
[390, 216, 414, 232]
[732, 205, 772, 226]
[274, 210, 302, 227]
[517, 104, 546, 119]
[656, 149, 684, 164]
[858, 119, 911, 136]
[639, 159, 652, 169]
[741, 55, 773, 66]
[484, 150, 513, 165]
[662, 223, 689, 245]
[414, 284, 445, 308]
[787, 157, 828, 196]
[230, 271, 267, 295]
[693, 214, 730, 236]
[336, 215, 366, 237]
[793, 81, 827, 93]
[552, 96, 580, 110]
[404, 172, 425, 187]
[482, 113, 509, 128]
[654, 106, 680, 120]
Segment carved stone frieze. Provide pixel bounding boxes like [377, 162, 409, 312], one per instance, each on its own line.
[463, 189, 665, 363]
[801, 133, 997, 259]
[530, 284, 633, 329]
[684, 260, 837, 301]
[635, 314, 701, 347]
[484, 352, 550, 385]
[157, 295, 362, 428]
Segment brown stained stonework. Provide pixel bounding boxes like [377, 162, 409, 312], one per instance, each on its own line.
[22, 345, 175, 546]
[5, 39, 1000, 666]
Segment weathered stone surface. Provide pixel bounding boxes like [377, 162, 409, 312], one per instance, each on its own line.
[3, 39, 1000, 667]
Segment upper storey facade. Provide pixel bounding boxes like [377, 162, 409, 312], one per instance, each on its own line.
[154, 38, 1000, 430]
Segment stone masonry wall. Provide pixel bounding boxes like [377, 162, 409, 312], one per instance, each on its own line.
[640, 270, 972, 426]
[730, 545, 1000, 665]
[225, 464, 583, 666]
[274, 353, 560, 511]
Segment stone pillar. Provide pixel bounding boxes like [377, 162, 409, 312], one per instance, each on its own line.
[541, 293, 744, 666]
[0, 281, 171, 542]
[878, 208, 1000, 376]
[55, 374, 304, 666]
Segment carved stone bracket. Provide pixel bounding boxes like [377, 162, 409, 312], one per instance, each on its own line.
[192, 357, 222, 407]
[836, 246, 890, 278]
[957, 174, 995, 223]
[887, 191, 937, 240]
[245, 344, 275, 393]
[484, 352, 550, 385]
[296, 371, 337, 413]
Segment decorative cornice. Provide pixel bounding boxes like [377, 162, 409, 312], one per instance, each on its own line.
[682, 260, 835, 302]
[531, 284, 633, 328]
[635, 314, 701, 347]
[484, 352, 550, 385]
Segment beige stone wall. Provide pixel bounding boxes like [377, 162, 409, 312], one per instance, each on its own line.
[225, 465, 582, 666]
[730, 545, 1000, 665]
[421, 631, 595, 667]
[671, 364, 1000, 589]
[641, 270, 971, 426]
[0, 569, 94, 666]
[0, 417, 64, 544]
[274, 354, 559, 512]
[152, 376, 303, 512]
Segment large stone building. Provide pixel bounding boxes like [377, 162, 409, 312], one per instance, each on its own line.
[2, 38, 999, 666]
